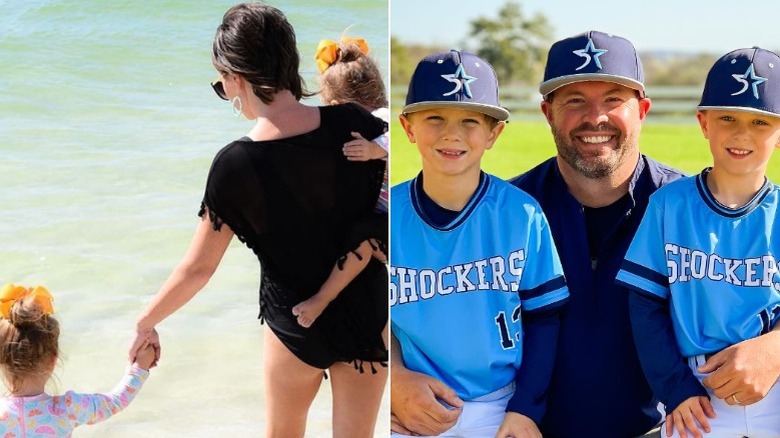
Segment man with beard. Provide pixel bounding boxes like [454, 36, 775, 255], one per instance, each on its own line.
[390, 31, 780, 438]
[514, 31, 780, 437]
[507, 30, 682, 438]
[391, 31, 678, 438]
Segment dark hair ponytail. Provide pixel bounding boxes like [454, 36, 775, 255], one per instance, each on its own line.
[212, 3, 314, 104]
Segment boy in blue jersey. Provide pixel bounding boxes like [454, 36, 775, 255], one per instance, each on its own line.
[617, 47, 780, 438]
[390, 50, 569, 438]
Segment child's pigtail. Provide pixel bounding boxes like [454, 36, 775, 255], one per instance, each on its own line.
[0, 284, 59, 391]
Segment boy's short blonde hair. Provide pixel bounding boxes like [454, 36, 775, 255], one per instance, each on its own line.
[403, 110, 500, 129]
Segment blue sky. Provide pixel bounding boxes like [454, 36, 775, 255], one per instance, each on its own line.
[391, 0, 780, 54]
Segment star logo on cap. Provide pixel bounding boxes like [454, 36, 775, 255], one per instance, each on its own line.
[731, 63, 767, 99]
[441, 64, 477, 98]
[573, 38, 608, 71]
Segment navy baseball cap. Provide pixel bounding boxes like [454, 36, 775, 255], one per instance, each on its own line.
[698, 47, 780, 117]
[403, 50, 510, 121]
[540, 30, 645, 98]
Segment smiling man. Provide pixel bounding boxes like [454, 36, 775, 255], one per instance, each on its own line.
[508, 31, 684, 438]
[391, 30, 780, 438]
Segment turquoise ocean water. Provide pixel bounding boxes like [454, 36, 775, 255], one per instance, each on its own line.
[0, 0, 389, 436]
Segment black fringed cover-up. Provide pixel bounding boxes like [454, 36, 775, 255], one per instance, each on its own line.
[198, 103, 388, 370]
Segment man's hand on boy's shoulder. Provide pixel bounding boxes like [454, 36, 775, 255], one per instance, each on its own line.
[391, 367, 462, 435]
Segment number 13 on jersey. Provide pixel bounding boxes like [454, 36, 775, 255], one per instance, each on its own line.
[495, 305, 522, 349]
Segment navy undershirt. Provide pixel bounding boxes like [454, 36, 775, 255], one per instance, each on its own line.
[583, 193, 631, 265]
[415, 179, 460, 227]
[510, 156, 686, 436]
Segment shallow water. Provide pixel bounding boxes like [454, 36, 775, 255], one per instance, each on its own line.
[0, 0, 389, 435]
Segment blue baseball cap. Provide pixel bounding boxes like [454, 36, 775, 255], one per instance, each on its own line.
[540, 30, 645, 98]
[698, 47, 780, 117]
[403, 50, 510, 121]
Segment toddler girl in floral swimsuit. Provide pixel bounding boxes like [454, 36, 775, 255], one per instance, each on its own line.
[0, 284, 154, 437]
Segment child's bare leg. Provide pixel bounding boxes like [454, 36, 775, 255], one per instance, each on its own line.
[365, 238, 387, 347]
[292, 240, 374, 328]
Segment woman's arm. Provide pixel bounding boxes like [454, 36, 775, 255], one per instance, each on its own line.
[128, 217, 234, 363]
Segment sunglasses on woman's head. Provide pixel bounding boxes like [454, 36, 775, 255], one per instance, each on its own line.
[211, 80, 228, 101]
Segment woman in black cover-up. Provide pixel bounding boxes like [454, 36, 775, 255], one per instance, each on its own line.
[127, 4, 387, 437]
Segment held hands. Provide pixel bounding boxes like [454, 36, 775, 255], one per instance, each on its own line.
[390, 367, 463, 436]
[133, 340, 157, 371]
[665, 396, 715, 438]
[128, 327, 161, 369]
[343, 132, 387, 161]
[698, 331, 780, 406]
[495, 412, 542, 438]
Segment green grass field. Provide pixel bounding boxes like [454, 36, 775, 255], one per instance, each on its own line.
[390, 119, 780, 185]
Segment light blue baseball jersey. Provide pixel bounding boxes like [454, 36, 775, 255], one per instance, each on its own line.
[617, 169, 780, 357]
[390, 172, 569, 400]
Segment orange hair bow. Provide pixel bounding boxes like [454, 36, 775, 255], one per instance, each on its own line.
[315, 36, 370, 73]
[0, 284, 54, 319]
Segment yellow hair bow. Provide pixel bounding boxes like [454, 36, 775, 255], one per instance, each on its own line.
[315, 36, 370, 73]
[0, 284, 54, 319]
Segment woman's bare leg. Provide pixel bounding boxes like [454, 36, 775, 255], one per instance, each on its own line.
[263, 328, 324, 438]
[329, 360, 388, 438]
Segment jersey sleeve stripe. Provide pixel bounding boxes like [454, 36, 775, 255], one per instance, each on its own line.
[522, 298, 569, 323]
[621, 260, 668, 288]
[523, 282, 569, 311]
[622, 283, 668, 303]
[615, 270, 670, 300]
[523, 294, 569, 316]
[520, 276, 568, 300]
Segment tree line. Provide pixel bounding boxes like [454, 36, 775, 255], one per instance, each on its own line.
[391, 1, 735, 89]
